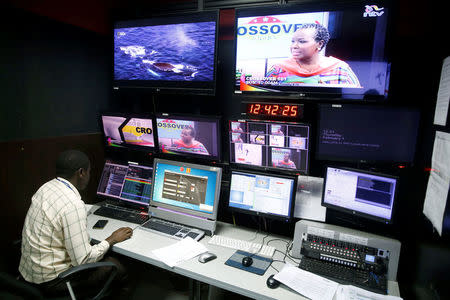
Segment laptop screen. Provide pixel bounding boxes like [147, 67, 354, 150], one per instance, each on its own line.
[96, 160, 153, 206]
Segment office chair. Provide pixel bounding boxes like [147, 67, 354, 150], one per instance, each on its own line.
[0, 261, 118, 300]
[0, 239, 118, 300]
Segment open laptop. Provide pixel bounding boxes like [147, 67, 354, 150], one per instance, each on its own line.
[93, 160, 153, 224]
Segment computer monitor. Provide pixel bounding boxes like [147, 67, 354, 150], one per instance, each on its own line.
[97, 160, 153, 207]
[156, 113, 221, 161]
[149, 158, 222, 233]
[113, 10, 218, 95]
[229, 119, 310, 173]
[316, 104, 420, 164]
[101, 113, 157, 152]
[322, 166, 398, 224]
[228, 170, 297, 222]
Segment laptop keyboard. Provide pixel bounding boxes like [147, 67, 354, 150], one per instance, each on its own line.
[141, 218, 203, 240]
[93, 205, 149, 224]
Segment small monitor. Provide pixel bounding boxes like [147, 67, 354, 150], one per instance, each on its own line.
[228, 170, 296, 222]
[156, 113, 221, 161]
[150, 158, 222, 220]
[322, 166, 398, 224]
[101, 113, 156, 152]
[97, 160, 153, 207]
[316, 104, 420, 163]
[229, 120, 310, 173]
[114, 10, 218, 95]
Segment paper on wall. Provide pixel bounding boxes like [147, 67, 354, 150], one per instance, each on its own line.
[434, 56, 450, 126]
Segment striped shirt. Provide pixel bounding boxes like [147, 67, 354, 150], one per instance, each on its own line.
[19, 177, 110, 284]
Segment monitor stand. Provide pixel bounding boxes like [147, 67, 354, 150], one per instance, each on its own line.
[149, 206, 217, 236]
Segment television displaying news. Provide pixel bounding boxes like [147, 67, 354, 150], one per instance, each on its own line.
[157, 117, 220, 159]
[229, 120, 310, 173]
[235, 3, 390, 98]
[102, 115, 155, 149]
[114, 21, 216, 82]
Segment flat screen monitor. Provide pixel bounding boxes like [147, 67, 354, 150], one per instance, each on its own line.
[322, 166, 398, 224]
[150, 158, 222, 220]
[316, 104, 420, 163]
[229, 120, 310, 173]
[234, 1, 391, 100]
[228, 170, 296, 222]
[156, 113, 221, 161]
[101, 113, 156, 152]
[114, 10, 218, 95]
[97, 160, 153, 207]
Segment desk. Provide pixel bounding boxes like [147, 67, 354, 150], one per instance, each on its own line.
[87, 208, 401, 299]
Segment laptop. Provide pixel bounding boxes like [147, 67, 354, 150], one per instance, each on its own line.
[93, 160, 153, 224]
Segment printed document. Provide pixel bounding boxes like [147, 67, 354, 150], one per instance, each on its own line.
[294, 175, 326, 222]
[423, 131, 450, 235]
[335, 285, 403, 300]
[152, 237, 208, 267]
[434, 56, 450, 126]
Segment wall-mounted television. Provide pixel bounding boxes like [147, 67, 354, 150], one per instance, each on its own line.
[234, 1, 391, 100]
[114, 10, 218, 95]
[101, 113, 157, 152]
[229, 119, 310, 174]
[316, 104, 420, 164]
[156, 113, 221, 161]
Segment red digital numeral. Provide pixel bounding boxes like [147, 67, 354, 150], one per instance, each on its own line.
[282, 105, 290, 116]
[290, 105, 298, 117]
[271, 105, 279, 115]
[253, 104, 261, 114]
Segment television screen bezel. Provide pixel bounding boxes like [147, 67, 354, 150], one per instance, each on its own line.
[321, 165, 399, 224]
[228, 118, 311, 174]
[228, 169, 297, 222]
[232, 0, 392, 101]
[150, 158, 223, 220]
[315, 103, 421, 164]
[155, 112, 222, 162]
[113, 9, 219, 95]
[100, 112, 159, 153]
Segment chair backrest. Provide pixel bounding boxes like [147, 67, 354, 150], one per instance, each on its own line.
[0, 271, 44, 300]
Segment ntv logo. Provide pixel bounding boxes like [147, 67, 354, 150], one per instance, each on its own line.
[363, 5, 384, 17]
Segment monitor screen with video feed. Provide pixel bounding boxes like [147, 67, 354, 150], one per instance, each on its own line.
[114, 10, 218, 94]
[229, 120, 310, 173]
[97, 160, 153, 206]
[322, 166, 398, 224]
[317, 104, 420, 163]
[229, 170, 296, 221]
[234, 1, 391, 100]
[101, 113, 156, 151]
[157, 114, 221, 160]
[150, 159, 222, 219]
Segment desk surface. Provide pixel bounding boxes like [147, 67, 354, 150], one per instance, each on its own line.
[87, 208, 400, 300]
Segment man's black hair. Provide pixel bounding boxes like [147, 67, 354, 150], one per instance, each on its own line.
[185, 126, 196, 137]
[299, 23, 330, 50]
[56, 150, 90, 179]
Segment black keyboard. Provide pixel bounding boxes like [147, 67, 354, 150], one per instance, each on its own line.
[299, 257, 387, 294]
[93, 206, 149, 224]
[142, 218, 186, 236]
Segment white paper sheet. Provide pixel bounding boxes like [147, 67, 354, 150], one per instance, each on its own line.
[274, 264, 338, 300]
[423, 131, 450, 235]
[294, 175, 326, 222]
[152, 237, 208, 267]
[335, 285, 403, 300]
[434, 56, 450, 126]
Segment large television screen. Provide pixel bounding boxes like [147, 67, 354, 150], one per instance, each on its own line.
[234, 1, 391, 100]
[156, 114, 221, 161]
[114, 10, 218, 94]
[316, 104, 420, 164]
[229, 120, 310, 173]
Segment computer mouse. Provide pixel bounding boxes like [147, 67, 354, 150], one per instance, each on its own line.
[266, 274, 281, 289]
[198, 252, 217, 263]
[241, 256, 253, 267]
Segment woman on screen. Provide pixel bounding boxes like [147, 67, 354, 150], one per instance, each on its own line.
[267, 23, 360, 87]
[173, 126, 209, 155]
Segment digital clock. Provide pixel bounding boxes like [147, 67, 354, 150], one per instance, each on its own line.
[247, 103, 300, 118]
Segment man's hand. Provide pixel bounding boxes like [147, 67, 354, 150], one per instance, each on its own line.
[105, 227, 133, 246]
